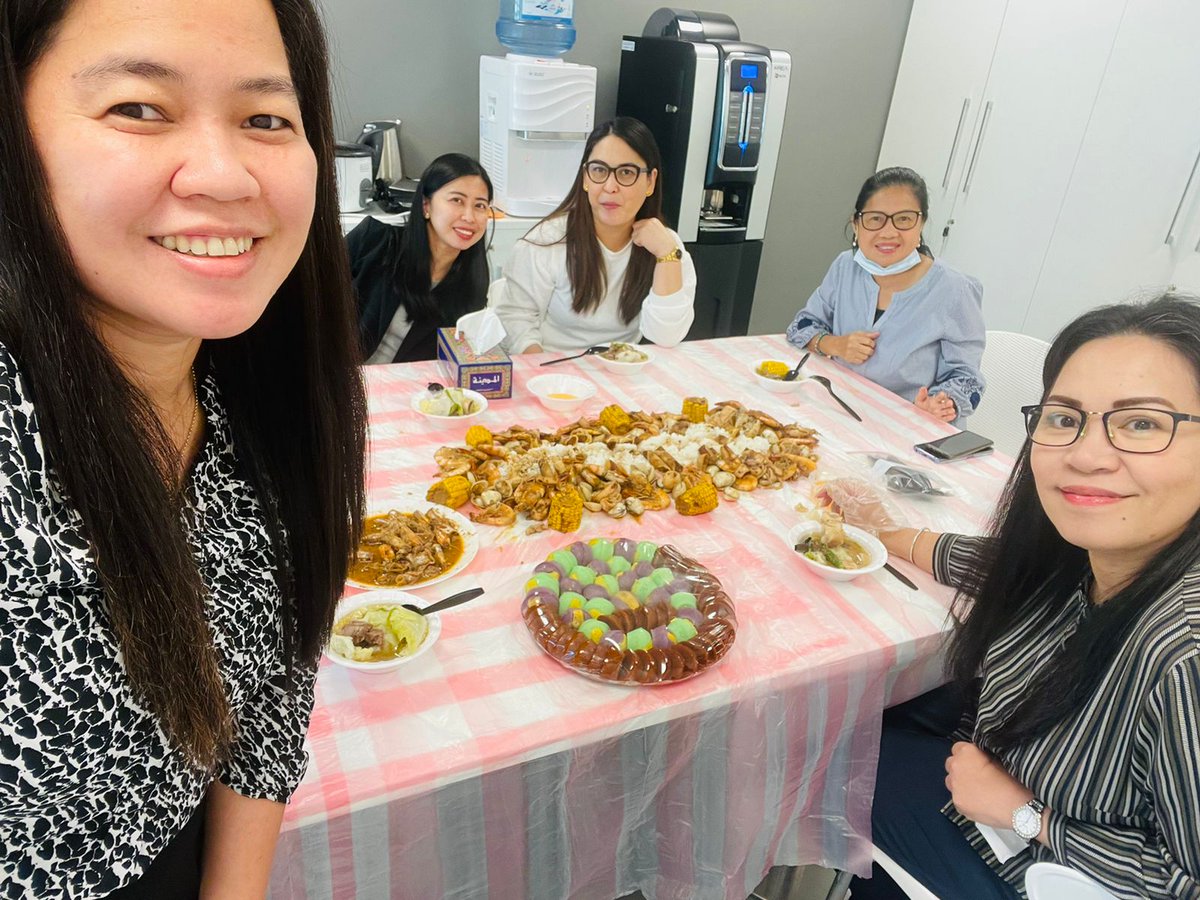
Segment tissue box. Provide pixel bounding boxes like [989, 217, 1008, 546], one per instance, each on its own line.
[436, 328, 512, 399]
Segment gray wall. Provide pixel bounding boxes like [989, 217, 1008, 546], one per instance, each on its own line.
[320, 1, 912, 334]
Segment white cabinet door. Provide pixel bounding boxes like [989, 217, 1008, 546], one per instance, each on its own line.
[1023, 0, 1200, 340]
[876, 0, 1007, 249]
[937, 0, 1126, 334]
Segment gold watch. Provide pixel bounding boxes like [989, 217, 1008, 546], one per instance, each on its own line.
[655, 247, 682, 264]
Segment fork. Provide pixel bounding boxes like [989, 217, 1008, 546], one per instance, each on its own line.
[540, 345, 610, 366]
[807, 374, 863, 421]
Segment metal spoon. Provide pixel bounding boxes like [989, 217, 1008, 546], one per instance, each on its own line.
[540, 345, 610, 366]
[807, 374, 863, 421]
[402, 586, 484, 616]
[781, 352, 810, 382]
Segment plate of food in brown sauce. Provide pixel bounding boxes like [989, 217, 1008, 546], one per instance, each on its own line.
[348, 502, 479, 590]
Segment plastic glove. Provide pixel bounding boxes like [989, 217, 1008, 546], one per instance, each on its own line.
[818, 477, 904, 535]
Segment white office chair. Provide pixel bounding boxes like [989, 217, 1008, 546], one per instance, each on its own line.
[968, 330, 1051, 459]
[822, 846, 942, 900]
[1025, 862, 1118, 900]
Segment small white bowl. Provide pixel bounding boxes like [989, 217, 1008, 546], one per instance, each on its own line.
[787, 521, 887, 582]
[593, 345, 654, 375]
[325, 589, 442, 673]
[410, 387, 488, 422]
[751, 359, 807, 393]
[526, 373, 597, 412]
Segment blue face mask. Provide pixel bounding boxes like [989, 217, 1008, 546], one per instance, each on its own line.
[853, 247, 922, 277]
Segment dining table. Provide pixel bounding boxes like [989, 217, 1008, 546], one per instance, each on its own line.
[267, 334, 1013, 900]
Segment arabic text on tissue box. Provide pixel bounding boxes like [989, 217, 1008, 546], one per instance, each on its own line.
[436, 326, 512, 399]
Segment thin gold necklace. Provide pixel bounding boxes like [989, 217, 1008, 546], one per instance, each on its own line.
[181, 367, 200, 452]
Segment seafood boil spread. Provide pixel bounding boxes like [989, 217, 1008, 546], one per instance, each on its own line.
[350, 508, 466, 587]
[426, 399, 820, 533]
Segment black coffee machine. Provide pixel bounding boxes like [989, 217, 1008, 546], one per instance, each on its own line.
[616, 9, 791, 339]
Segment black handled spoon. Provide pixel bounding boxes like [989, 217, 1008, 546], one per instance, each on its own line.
[402, 586, 484, 616]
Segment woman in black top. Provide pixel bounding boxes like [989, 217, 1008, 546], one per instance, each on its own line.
[348, 153, 493, 363]
[0, 0, 365, 897]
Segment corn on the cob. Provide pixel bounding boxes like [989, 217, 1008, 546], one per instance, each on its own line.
[426, 475, 470, 509]
[675, 477, 718, 516]
[548, 485, 584, 532]
[757, 360, 789, 379]
[598, 404, 633, 435]
[681, 396, 708, 424]
[464, 424, 493, 447]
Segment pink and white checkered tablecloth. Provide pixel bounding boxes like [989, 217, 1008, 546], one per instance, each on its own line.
[268, 335, 1012, 900]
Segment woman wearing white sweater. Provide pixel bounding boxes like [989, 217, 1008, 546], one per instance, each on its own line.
[494, 117, 697, 353]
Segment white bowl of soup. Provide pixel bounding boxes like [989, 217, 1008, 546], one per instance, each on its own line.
[787, 520, 887, 582]
[526, 373, 597, 412]
[325, 590, 442, 672]
[593, 342, 653, 375]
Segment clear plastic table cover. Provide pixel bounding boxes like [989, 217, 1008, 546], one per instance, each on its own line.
[269, 336, 1008, 900]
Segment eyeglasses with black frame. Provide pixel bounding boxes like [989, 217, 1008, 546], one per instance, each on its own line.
[583, 161, 651, 187]
[1021, 403, 1200, 454]
[856, 210, 922, 231]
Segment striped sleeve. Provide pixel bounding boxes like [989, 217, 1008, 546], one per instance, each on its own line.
[1046, 655, 1200, 900]
[931, 533, 991, 592]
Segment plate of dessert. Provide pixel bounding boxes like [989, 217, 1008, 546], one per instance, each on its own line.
[520, 536, 737, 684]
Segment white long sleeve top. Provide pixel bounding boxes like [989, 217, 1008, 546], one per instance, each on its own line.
[493, 216, 696, 353]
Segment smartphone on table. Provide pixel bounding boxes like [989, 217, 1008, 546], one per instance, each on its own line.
[914, 430, 994, 463]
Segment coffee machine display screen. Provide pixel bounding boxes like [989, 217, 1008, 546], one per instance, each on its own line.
[718, 53, 769, 171]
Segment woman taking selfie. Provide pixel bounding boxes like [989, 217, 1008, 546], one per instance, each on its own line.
[0, 0, 365, 897]
[837, 296, 1200, 899]
[493, 116, 697, 354]
[787, 167, 985, 422]
[348, 152, 493, 363]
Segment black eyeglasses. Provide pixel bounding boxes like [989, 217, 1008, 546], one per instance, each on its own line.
[1021, 403, 1200, 454]
[583, 161, 650, 187]
[856, 210, 922, 231]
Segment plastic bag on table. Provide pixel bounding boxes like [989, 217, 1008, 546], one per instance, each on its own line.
[848, 451, 955, 498]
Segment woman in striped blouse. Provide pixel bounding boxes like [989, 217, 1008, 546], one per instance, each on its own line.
[848, 295, 1200, 899]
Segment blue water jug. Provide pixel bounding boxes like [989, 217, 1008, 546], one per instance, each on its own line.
[496, 0, 576, 57]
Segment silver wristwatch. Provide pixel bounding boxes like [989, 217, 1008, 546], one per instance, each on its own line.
[1011, 798, 1045, 841]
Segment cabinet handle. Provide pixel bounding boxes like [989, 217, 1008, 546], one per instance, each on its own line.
[942, 98, 971, 189]
[1165, 147, 1200, 246]
[962, 100, 994, 197]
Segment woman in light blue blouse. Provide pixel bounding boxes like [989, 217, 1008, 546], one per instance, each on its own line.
[787, 168, 986, 422]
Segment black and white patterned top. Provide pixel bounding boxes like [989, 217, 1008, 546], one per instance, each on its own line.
[0, 343, 316, 899]
[933, 535, 1200, 900]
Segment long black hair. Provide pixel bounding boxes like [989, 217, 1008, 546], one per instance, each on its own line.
[535, 117, 665, 325]
[946, 294, 1200, 753]
[0, 0, 366, 767]
[396, 152, 493, 321]
[850, 166, 932, 257]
